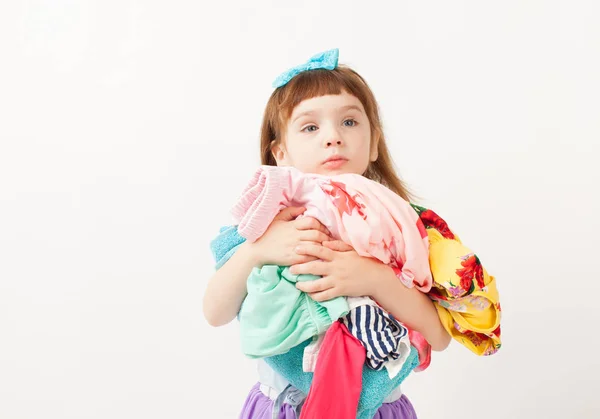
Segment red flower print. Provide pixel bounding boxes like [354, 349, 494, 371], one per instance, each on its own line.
[322, 181, 367, 220]
[459, 275, 473, 294]
[418, 209, 455, 239]
[456, 254, 478, 294]
[491, 325, 501, 337]
[457, 254, 485, 290]
[428, 287, 448, 301]
[473, 255, 485, 289]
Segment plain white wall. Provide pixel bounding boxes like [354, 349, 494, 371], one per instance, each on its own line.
[1, 1, 599, 418]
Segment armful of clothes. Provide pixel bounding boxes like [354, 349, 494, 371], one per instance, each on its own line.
[210, 203, 503, 358]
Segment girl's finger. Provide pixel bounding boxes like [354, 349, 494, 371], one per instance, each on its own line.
[295, 216, 330, 236]
[290, 260, 329, 276]
[300, 230, 331, 243]
[295, 277, 333, 293]
[322, 240, 353, 252]
[290, 254, 319, 265]
[308, 288, 340, 302]
[275, 206, 306, 221]
[294, 243, 334, 261]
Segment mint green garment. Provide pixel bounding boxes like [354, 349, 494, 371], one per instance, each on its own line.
[239, 265, 349, 359]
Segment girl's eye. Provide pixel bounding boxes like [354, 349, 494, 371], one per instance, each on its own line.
[302, 125, 318, 133]
[343, 119, 357, 127]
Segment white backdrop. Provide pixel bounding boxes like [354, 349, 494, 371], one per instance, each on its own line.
[1, 1, 599, 418]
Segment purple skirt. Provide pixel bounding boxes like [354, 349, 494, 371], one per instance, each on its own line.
[239, 383, 417, 419]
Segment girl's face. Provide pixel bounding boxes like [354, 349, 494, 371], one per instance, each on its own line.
[272, 92, 378, 176]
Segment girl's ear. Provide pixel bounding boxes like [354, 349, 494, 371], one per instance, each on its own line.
[271, 141, 285, 164]
[370, 132, 380, 162]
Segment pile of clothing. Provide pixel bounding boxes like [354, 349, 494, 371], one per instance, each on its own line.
[211, 165, 501, 418]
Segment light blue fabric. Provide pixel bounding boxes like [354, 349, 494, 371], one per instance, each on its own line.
[272, 48, 339, 88]
[210, 225, 245, 269]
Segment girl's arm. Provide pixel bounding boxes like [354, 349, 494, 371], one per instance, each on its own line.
[203, 207, 332, 327]
[203, 241, 258, 327]
[370, 264, 451, 352]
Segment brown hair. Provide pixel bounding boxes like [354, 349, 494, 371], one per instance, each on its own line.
[259, 65, 414, 202]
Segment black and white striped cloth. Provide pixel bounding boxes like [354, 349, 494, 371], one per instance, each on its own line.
[340, 304, 408, 371]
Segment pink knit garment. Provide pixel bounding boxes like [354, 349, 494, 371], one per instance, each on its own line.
[231, 166, 432, 292]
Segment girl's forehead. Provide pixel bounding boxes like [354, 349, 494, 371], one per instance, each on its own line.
[290, 93, 365, 118]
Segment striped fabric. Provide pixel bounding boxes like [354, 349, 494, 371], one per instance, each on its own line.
[340, 305, 408, 371]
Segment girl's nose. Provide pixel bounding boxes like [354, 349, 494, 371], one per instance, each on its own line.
[324, 127, 343, 147]
[326, 139, 342, 147]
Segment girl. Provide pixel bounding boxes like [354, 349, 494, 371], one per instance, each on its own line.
[203, 49, 500, 418]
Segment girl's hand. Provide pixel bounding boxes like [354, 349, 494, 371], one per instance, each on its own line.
[293, 241, 452, 352]
[250, 207, 332, 267]
[291, 240, 387, 301]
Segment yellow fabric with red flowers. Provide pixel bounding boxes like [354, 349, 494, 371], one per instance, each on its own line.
[412, 204, 502, 356]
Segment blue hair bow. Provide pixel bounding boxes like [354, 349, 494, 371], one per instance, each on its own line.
[272, 48, 339, 88]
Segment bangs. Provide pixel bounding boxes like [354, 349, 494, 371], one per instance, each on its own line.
[274, 66, 368, 121]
